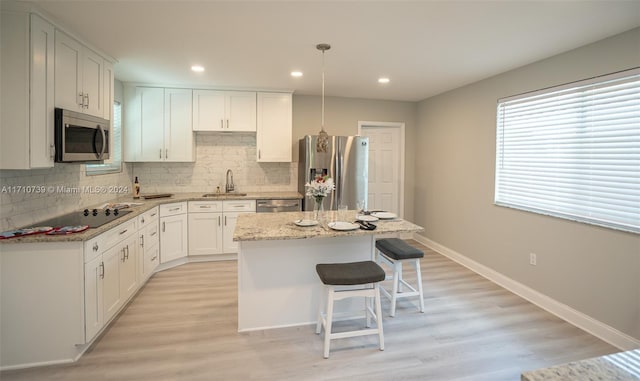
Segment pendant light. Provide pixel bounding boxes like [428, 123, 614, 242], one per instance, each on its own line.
[316, 43, 331, 153]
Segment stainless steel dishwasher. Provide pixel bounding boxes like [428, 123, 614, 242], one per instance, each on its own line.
[256, 199, 302, 213]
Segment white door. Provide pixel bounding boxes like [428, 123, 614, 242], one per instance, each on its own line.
[188, 212, 223, 255]
[160, 214, 188, 263]
[226, 91, 256, 131]
[359, 123, 404, 216]
[193, 90, 225, 131]
[138, 87, 165, 161]
[84, 255, 103, 341]
[82, 49, 104, 118]
[102, 243, 122, 322]
[119, 235, 138, 301]
[164, 88, 194, 161]
[54, 31, 82, 112]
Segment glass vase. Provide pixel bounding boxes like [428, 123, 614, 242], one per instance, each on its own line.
[314, 197, 325, 222]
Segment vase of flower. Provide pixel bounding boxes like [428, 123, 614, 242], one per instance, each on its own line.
[305, 175, 335, 223]
[314, 196, 325, 222]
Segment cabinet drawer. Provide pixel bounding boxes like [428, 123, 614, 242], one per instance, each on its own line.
[143, 221, 160, 248]
[223, 200, 256, 212]
[84, 218, 137, 262]
[188, 201, 223, 213]
[159, 202, 187, 217]
[138, 206, 159, 228]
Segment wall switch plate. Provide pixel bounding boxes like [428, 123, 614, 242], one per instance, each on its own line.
[530, 253, 537, 266]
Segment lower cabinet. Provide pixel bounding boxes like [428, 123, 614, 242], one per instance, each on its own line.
[222, 200, 256, 253]
[138, 207, 160, 280]
[188, 200, 255, 256]
[83, 218, 138, 342]
[159, 202, 188, 263]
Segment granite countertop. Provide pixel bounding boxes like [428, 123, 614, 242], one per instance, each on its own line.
[233, 210, 424, 241]
[521, 349, 640, 381]
[1, 191, 303, 244]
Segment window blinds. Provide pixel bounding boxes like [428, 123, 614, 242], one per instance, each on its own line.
[495, 68, 640, 233]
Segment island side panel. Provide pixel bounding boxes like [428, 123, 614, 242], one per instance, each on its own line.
[238, 235, 374, 332]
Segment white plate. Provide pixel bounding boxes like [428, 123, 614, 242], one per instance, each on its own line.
[294, 219, 318, 227]
[371, 212, 397, 220]
[356, 214, 379, 222]
[328, 221, 360, 231]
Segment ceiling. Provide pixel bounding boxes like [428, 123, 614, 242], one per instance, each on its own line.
[29, 0, 640, 102]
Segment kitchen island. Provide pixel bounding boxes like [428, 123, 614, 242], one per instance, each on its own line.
[234, 211, 423, 331]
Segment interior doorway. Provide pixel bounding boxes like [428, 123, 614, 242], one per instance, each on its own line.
[358, 121, 405, 218]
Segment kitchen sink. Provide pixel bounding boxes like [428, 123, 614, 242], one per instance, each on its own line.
[202, 193, 247, 197]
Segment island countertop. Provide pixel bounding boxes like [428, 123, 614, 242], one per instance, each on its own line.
[233, 210, 424, 241]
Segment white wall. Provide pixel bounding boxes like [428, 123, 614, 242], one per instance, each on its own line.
[415, 28, 640, 342]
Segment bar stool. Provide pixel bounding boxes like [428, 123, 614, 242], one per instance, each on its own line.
[315, 261, 386, 358]
[375, 238, 425, 317]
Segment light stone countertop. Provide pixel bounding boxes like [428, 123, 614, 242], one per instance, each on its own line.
[1, 191, 302, 244]
[233, 210, 424, 241]
[521, 349, 640, 381]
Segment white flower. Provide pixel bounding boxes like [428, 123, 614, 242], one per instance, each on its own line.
[305, 176, 335, 199]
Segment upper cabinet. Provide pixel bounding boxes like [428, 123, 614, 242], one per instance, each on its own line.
[0, 10, 55, 169]
[256, 92, 293, 162]
[123, 86, 195, 162]
[193, 90, 256, 132]
[55, 31, 106, 118]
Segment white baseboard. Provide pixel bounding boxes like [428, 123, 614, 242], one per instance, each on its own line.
[412, 234, 640, 351]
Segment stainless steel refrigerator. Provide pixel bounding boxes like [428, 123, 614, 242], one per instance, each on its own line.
[298, 135, 369, 211]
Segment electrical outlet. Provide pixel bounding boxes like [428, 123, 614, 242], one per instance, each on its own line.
[529, 253, 537, 266]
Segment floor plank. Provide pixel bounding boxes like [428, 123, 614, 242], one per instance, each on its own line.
[1, 241, 618, 380]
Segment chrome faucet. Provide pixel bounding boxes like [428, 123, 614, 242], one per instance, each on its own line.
[225, 169, 235, 193]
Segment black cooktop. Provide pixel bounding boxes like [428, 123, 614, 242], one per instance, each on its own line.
[34, 208, 133, 229]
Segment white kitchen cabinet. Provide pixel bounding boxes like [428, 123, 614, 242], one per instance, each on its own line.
[84, 254, 104, 342]
[123, 86, 195, 162]
[222, 200, 256, 253]
[193, 90, 256, 132]
[138, 207, 160, 280]
[160, 202, 189, 263]
[119, 234, 138, 303]
[188, 201, 223, 256]
[103, 60, 114, 121]
[0, 11, 55, 169]
[55, 31, 106, 118]
[257, 92, 293, 162]
[101, 239, 122, 323]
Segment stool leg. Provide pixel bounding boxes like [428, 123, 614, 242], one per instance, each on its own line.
[415, 259, 425, 313]
[389, 261, 400, 317]
[323, 287, 335, 359]
[365, 294, 372, 328]
[374, 284, 384, 351]
[397, 261, 404, 293]
[316, 285, 325, 334]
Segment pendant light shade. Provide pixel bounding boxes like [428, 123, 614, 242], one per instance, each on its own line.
[316, 43, 331, 153]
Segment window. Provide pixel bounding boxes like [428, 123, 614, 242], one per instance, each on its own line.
[495, 68, 640, 233]
[86, 101, 122, 175]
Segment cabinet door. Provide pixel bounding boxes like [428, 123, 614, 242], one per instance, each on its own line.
[119, 235, 138, 302]
[29, 14, 55, 168]
[103, 60, 114, 121]
[82, 48, 104, 118]
[222, 211, 254, 253]
[160, 214, 188, 263]
[102, 243, 122, 322]
[226, 91, 256, 132]
[193, 90, 225, 131]
[143, 243, 160, 280]
[54, 31, 82, 112]
[84, 255, 104, 342]
[138, 87, 165, 161]
[257, 92, 292, 162]
[188, 212, 223, 255]
[164, 88, 194, 161]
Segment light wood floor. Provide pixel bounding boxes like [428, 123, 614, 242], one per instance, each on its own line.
[2, 241, 617, 380]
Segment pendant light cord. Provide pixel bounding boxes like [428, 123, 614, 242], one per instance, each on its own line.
[321, 49, 325, 129]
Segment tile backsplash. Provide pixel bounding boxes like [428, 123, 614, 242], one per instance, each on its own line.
[0, 164, 132, 231]
[132, 133, 297, 194]
[0, 132, 298, 231]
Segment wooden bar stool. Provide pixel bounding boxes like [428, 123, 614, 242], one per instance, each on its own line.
[315, 261, 386, 358]
[375, 238, 425, 317]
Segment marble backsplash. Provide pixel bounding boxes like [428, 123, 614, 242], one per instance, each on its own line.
[131, 133, 298, 194]
[1, 133, 298, 231]
[0, 163, 132, 231]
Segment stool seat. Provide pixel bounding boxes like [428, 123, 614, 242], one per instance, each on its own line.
[316, 261, 386, 285]
[376, 238, 424, 260]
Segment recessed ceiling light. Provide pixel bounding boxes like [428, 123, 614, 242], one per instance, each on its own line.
[191, 65, 205, 72]
[378, 77, 390, 84]
[291, 71, 303, 77]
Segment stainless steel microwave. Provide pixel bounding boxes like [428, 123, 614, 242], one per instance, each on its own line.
[54, 108, 110, 163]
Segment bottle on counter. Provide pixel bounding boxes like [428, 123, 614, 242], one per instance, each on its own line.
[133, 177, 141, 199]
